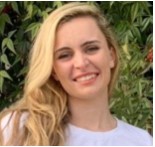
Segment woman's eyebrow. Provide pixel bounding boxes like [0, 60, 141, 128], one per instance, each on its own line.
[55, 47, 70, 54]
[55, 40, 100, 53]
[80, 40, 100, 47]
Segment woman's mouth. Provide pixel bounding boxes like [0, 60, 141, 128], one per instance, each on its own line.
[73, 73, 99, 84]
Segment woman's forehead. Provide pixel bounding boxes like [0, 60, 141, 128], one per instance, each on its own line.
[55, 17, 105, 45]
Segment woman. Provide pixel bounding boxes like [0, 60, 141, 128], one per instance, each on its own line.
[0, 2, 152, 146]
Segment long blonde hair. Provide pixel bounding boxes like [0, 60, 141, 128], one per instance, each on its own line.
[0, 2, 119, 145]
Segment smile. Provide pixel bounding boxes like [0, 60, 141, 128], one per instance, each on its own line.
[74, 73, 98, 82]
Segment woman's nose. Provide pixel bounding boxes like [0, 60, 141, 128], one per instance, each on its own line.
[73, 53, 89, 70]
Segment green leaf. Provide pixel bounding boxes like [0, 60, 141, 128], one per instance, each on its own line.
[0, 19, 5, 35]
[0, 76, 4, 92]
[41, 11, 49, 20]
[0, 2, 6, 13]
[11, 2, 20, 14]
[140, 2, 151, 15]
[0, 70, 12, 80]
[109, 1, 115, 8]
[12, 56, 21, 66]
[141, 17, 151, 32]
[122, 43, 131, 60]
[0, 54, 11, 66]
[131, 26, 141, 42]
[17, 66, 28, 77]
[138, 80, 142, 97]
[53, 1, 63, 8]
[31, 25, 40, 40]
[7, 39, 16, 54]
[45, 7, 53, 13]
[11, 2, 19, 14]
[8, 30, 17, 38]
[2, 38, 16, 54]
[25, 22, 41, 40]
[0, 12, 13, 35]
[25, 22, 41, 32]
[2, 38, 7, 49]
[146, 33, 153, 45]
[131, 3, 139, 22]
[28, 4, 33, 16]
[0, 13, 12, 35]
[24, 4, 33, 20]
[0, 13, 12, 25]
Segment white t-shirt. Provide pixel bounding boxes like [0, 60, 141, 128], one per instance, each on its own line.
[65, 119, 153, 146]
[1, 113, 153, 146]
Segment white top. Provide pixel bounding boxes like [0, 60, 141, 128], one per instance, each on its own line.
[65, 119, 153, 146]
[1, 112, 28, 144]
[1, 113, 153, 146]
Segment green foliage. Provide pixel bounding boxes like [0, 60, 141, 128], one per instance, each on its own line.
[101, 1, 153, 132]
[0, 2, 153, 133]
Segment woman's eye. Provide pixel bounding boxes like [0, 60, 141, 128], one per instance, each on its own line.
[86, 46, 99, 53]
[57, 52, 72, 60]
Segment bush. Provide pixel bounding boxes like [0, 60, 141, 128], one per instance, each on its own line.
[0, 1, 153, 133]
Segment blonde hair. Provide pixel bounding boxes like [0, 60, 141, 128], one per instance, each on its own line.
[0, 2, 119, 145]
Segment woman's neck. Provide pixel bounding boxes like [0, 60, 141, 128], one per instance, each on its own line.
[68, 94, 117, 132]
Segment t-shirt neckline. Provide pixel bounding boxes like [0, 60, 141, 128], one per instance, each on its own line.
[67, 117, 119, 138]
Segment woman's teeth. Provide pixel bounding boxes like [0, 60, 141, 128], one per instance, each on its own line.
[76, 74, 97, 82]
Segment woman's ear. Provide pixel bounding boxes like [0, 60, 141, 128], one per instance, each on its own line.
[109, 47, 116, 68]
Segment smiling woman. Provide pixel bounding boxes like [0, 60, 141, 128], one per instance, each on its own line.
[53, 16, 115, 101]
[0, 2, 153, 146]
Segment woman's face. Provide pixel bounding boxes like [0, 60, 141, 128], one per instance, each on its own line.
[53, 16, 115, 100]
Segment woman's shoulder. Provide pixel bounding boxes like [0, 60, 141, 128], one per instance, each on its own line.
[116, 118, 152, 145]
[1, 111, 28, 129]
[0, 110, 28, 142]
[117, 118, 151, 134]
